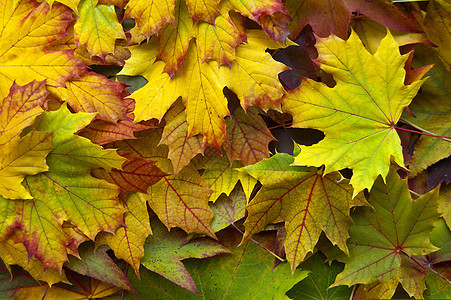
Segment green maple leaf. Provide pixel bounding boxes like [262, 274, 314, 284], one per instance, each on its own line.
[139, 217, 230, 293]
[286, 252, 353, 300]
[240, 149, 368, 271]
[0, 104, 126, 272]
[128, 228, 309, 299]
[283, 30, 429, 196]
[332, 168, 440, 298]
[65, 243, 133, 291]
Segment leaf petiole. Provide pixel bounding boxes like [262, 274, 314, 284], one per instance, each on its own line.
[398, 117, 451, 142]
[231, 223, 286, 262]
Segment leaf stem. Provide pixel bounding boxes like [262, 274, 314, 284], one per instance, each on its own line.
[409, 189, 422, 198]
[429, 266, 451, 285]
[398, 117, 451, 142]
[231, 223, 286, 262]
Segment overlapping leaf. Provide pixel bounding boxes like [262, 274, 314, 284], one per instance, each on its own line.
[0, 231, 69, 286]
[157, 0, 194, 76]
[286, 0, 419, 40]
[114, 130, 216, 238]
[124, 0, 175, 40]
[0, 105, 126, 272]
[241, 150, 368, 271]
[127, 228, 309, 299]
[199, 155, 256, 202]
[224, 106, 274, 166]
[286, 253, 352, 300]
[148, 165, 216, 238]
[194, 2, 245, 66]
[0, 82, 52, 199]
[220, 30, 290, 112]
[159, 99, 204, 174]
[139, 217, 229, 293]
[96, 192, 152, 277]
[283, 30, 428, 196]
[65, 243, 133, 291]
[119, 41, 178, 123]
[93, 151, 167, 193]
[332, 169, 440, 296]
[0, 0, 84, 99]
[186, 0, 220, 24]
[402, 45, 451, 177]
[48, 72, 127, 123]
[74, 0, 126, 59]
[79, 98, 155, 145]
[209, 182, 247, 232]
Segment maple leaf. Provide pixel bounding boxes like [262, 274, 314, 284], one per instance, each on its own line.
[119, 41, 178, 123]
[148, 165, 216, 238]
[0, 230, 69, 286]
[128, 228, 309, 299]
[93, 151, 167, 193]
[224, 106, 275, 166]
[209, 182, 246, 232]
[351, 16, 431, 55]
[282, 30, 429, 196]
[240, 150, 368, 271]
[0, 81, 52, 199]
[48, 72, 128, 124]
[124, 0, 175, 40]
[219, 29, 290, 112]
[0, 104, 126, 271]
[286, 252, 352, 300]
[421, 0, 451, 70]
[65, 243, 133, 291]
[113, 130, 216, 237]
[15, 273, 122, 299]
[96, 192, 152, 277]
[259, 12, 292, 43]
[286, 0, 419, 40]
[402, 45, 451, 177]
[74, 0, 126, 59]
[79, 97, 155, 145]
[0, 260, 42, 298]
[194, 2, 246, 66]
[159, 99, 204, 174]
[225, 0, 288, 27]
[332, 168, 440, 294]
[0, 0, 85, 99]
[124, 29, 288, 148]
[157, 0, 194, 76]
[185, 0, 220, 24]
[198, 154, 256, 202]
[139, 217, 229, 293]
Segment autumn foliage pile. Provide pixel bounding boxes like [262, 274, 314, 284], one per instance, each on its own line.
[0, 0, 449, 298]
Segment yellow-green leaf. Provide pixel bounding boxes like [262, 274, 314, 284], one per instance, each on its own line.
[157, 0, 194, 76]
[194, 2, 245, 66]
[220, 29, 289, 112]
[96, 193, 152, 277]
[74, 0, 126, 59]
[241, 152, 367, 271]
[48, 72, 127, 124]
[282, 30, 428, 196]
[0, 131, 53, 200]
[148, 165, 216, 238]
[174, 40, 228, 148]
[160, 99, 204, 174]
